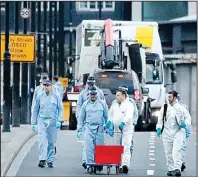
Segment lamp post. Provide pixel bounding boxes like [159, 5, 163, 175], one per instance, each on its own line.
[2, 2, 11, 132]
[12, 1, 20, 127]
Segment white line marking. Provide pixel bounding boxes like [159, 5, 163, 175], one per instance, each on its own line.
[149, 158, 155, 161]
[149, 150, 155, 153]
[147, 170, 154, 176]
[150, 146, 155, 149]
[150, 164, 155, 167]
[149, 143, 155, 146]
[149, 153, 154, 156]
[77, 141, 83, 143]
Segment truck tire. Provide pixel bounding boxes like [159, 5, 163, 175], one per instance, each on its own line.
[136, 101, 151, 131]
[69, 104, 77, 130]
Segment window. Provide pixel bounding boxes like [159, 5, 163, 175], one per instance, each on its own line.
[142, 2, 188, 21]
[0, 2, 6, 11]
[77, 1, 115, 11]
[21, 2, 59, 11]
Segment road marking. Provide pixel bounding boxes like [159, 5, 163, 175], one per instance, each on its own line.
[147, 170, 154, 176]
[149, 143, 155, 146]
[150, 146, 155, 149]
[149, 140, 155, 143]
[149, 150, 155, 153]
[149, 158, 155, 161]
[77, 141, 83, 143]
[149, 153, 154, 156]
[150, 164, 155, 167]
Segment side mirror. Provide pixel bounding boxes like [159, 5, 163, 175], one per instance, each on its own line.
[142, 88, 149, 95]
[152, 69, 159, 80]
[171, 71, 177, 83]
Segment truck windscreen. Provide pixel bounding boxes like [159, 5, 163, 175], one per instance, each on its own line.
[146, 61, 163, 84]
[94, 72, 134, 94]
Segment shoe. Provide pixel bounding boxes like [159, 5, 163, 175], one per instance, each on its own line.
[167, 171, 175, 176]
[181, 163, 186, 172]
[47, 162, 54, 168]
[38, 160, 46, 168]
[82, 162, 87, 169]
[97, 166, 103, 172]
[174, 169, 181, 176]
[122, 165, 129, 174]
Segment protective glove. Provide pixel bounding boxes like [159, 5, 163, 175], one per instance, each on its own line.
[77, 131, 82, 139]
[108, 131, 114, 137]
[118, 122, 125, 131]
[180, 122, 186, 128]
[56, 121, 61, 129]
[186, 131, 190, 138]
[31, 125, 37, 132]
[156, 128, 161, 137]
[105, 120, 112, 129]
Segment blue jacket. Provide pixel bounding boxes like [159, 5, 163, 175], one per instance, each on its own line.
[31, 90, 64, 125]
[77, 98, 108, 131]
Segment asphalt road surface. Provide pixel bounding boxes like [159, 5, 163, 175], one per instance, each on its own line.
[16, 131, 196, 176]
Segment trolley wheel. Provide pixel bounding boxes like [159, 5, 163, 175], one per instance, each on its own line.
[107, 167, 110, 175]
[87, 167, 93, 174]
[116, 166, 120, 175]
[93, 166, 97, 174]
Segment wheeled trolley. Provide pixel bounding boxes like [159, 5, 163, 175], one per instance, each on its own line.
[86, 131, 124, 175]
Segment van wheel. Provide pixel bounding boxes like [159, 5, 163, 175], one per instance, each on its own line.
[69, 113, 77, 130]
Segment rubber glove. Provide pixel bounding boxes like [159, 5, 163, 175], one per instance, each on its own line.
[56, 121, 61, 129]
[156, 128, 161, 137]
[119, 122, 125, 131]
[77, 130, 82, 139]
[31, 125, 36, 132]
[186, 131, 190, 138]
[105, 120, 112, 129]
[180, 122, 186, 128]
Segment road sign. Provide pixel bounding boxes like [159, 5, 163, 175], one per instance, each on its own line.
[1, 34, 36, 62]
[20, 8, 31, 19]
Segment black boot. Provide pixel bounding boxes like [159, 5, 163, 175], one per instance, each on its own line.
[122, 165, 129, 174]
[47, 162, 54, 168]
[174, 169, 181, 176]
[82, 162, 87, 169]
[38, 160, 46, 168]
[181, 163, 186, 172]
[167, 171, 175, 176]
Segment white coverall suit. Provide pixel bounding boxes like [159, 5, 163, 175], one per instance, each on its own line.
[156, 103, 185, 171]
[178, 103, 192, 164]
[108, 99, 134, 168]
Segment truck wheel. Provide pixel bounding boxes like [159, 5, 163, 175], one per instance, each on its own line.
[69, 113, 77, 130]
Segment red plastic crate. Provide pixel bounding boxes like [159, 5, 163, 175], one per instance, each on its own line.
[95, 145, 124, 164]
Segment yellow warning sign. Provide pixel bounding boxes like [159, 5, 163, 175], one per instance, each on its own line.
[59, 77, 68, 88]
[1, 34, 36, 62]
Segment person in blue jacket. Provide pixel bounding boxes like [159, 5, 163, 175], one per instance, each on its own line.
[76, 76, 105, 169]
[77, 86, 108, 172]
[31, 80, 63, 168]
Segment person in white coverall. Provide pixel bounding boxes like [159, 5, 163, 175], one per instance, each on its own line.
[106, 87, 134, 174]
[156, 90, 187, 176]
[177, 94, 192, 172]
[110, 85, 138, 158]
